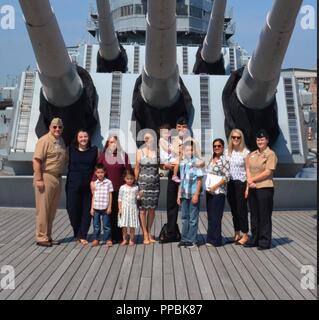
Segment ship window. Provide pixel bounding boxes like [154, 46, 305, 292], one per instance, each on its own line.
[120, 5, 134, 17]
[128, 5, 133, 15]
[135, 4, 142, 15]
[177, 4, 188, 16]
[190, 6, 202, 18]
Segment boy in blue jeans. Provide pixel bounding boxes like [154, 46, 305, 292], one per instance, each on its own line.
[177, 141, 203, 248]
[90, 164, 113, 247]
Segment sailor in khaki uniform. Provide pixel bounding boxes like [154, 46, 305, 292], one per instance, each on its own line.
[246, 129, 278, 250]
[33, 118, 67, 247]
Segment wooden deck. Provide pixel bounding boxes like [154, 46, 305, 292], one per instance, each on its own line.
[0, 208, 316, 300]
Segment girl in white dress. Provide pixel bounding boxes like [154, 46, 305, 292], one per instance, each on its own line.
[118, 169, 142, 246]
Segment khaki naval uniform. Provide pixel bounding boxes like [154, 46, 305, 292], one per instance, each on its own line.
[248, 147, 277, 249]
[33, 132, 67, 242]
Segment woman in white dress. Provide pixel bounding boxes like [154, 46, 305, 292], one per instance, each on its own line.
[118, 169, 141, 246]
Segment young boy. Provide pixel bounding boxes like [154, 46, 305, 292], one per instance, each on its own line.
[90, 163, 113, 247]
[177, 141, 203, 248]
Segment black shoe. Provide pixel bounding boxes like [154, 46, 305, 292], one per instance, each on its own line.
[36, 241, 52, 247]
[243, 242, 257, 248]
[184, 242, 196, 248]
[178, 241, 187, 247]
[257, 246, 270, 251]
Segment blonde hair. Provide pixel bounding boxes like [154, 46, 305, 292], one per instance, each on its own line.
[227, 129, 247, 155]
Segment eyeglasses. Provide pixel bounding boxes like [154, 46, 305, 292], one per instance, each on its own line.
[213, 144, 223, 149]
[52, 126, 62, 129]
[231, 136, 241, 140]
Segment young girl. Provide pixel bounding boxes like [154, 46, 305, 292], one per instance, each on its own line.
[118, 169, 141, 246]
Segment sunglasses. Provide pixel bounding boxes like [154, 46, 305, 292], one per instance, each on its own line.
[52, 126, 62, 129]
[231, 136, 241, 140]
[213, 144, 223, 149]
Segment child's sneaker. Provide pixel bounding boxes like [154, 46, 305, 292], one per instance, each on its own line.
[172, 175, 181, 183]
[185, 242, 196, 249]
[177, 241, 187, 248]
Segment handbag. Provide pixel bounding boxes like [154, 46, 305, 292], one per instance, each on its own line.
[159, 223, 181, 243]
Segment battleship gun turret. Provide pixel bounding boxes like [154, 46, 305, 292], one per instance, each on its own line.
[19, 0, 98, 145]
[131, 0, 193, 138]
[222, 0, 303, 149]
[193, 0, 227, 75]
[96, 0, 127, 73]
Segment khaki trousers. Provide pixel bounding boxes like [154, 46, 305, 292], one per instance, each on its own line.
[34, 173, 62, 242]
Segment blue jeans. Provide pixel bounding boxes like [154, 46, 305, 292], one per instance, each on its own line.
[93, 210, 112, 241]
[181, 198, 200, 243]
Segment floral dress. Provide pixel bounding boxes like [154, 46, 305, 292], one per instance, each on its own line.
[118, 184, 140, 228]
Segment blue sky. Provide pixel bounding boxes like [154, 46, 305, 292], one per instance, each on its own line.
[0, 0, 317, 86]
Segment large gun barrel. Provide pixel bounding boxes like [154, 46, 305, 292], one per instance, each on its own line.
[222, 0, 303, 150]
[193, 0, 226, 75]
[96, 0, 120, 61]
[141, 0, 180, 108]
[201, 0, 227, 64]
[132, 0, 191, 140]
[236, 0, 303, 110]
[19, 0, 83, 107]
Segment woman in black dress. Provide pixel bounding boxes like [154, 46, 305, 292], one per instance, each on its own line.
[66, 129, 98, 245]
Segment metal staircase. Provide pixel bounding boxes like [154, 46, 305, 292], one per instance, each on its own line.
[85, 44, 93, 72]
[13, 72, 35, 152]
[109, 72, 122, 130]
